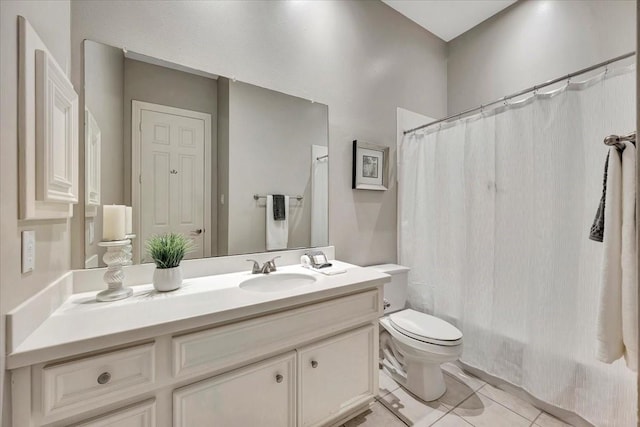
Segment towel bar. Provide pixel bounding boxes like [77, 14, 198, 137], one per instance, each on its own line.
[253, 194, 303, 201]
[604, 132, 636, 150]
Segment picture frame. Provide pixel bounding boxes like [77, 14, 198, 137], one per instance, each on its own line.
[352, 140, 389, 191]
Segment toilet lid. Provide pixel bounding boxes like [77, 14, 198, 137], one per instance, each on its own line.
[389, 309, 463, 346]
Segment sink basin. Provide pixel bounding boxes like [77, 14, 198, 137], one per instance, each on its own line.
[239, 273, 317, 292]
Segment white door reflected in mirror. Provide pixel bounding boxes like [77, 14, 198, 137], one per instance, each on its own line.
[135, 102, 210, 263]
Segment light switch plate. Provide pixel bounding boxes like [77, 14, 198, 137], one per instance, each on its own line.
[22, 230, 35, 273]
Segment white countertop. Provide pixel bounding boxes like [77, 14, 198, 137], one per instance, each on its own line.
[7, 261, 389, 368]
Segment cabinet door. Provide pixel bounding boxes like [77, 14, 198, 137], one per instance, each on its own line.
[298, 325, 376, 427]
[74, 400, 155, 426]
[173, 352, 296, 427]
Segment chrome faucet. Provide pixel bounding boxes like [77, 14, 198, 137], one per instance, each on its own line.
[246, 256, 281, 274]
[261, 256, 280, 274]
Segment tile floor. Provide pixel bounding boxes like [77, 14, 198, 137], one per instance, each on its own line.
[342, 363, 574, 427]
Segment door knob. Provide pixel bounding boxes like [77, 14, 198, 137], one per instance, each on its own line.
[192, 229, 203, 235]
[275, 374, 284, 383]
[311, 360, 318, 368]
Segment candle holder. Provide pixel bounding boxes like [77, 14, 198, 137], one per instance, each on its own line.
[96, 239, 133, 302]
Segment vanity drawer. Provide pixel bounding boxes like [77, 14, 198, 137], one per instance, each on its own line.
[41, 343, 155, 417]
[173, 289, 380, 378]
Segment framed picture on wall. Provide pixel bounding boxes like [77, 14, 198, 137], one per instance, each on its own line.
[352, 140, 389, 191]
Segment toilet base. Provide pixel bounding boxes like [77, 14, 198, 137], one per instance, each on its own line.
[407, 359, 447, 401]
[383, 358, 446, 401]
[379, 317, 462, 402]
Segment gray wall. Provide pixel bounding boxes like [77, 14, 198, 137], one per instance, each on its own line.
[447, 0, 637, 114]
[225, 80, 329, 255]
[217, 78, 230, 256]
[122, 58, 219, 253]
[70, 0, 448, 267]
[84, 41, 125, 265]
[1, 1, 72, 423]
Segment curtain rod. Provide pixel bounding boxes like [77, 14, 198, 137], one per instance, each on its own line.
[404, 51, 636, 135]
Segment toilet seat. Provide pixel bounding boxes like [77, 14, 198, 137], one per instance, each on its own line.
[389, 309, 462, 347]
[380, 317, 462, 359]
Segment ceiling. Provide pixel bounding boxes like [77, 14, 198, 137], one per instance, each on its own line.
[382, 0, 518, 42]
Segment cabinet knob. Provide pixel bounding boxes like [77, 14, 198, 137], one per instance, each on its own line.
[276, 374, 284, 383]
[97, 372, 111, 385]
[311, 360, 318, 368]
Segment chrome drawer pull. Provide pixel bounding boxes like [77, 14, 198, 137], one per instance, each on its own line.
[276, 374, 284, 383]
[97, 372, 111, 385]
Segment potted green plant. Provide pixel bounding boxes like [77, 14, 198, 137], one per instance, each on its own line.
[145, 233, 194, 292]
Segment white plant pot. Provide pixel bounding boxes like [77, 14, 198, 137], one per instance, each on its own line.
[153, 266, 183, 292]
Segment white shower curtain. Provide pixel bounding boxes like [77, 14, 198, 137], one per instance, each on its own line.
[398, 66, 637, 427]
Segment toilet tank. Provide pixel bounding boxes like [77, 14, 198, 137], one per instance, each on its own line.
[368, 264, 410, 314]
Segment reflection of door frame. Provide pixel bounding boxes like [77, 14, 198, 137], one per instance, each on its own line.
[131, 100, 212, 263]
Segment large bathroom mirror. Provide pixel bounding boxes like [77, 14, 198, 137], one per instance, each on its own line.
[83, 40, 329, 268]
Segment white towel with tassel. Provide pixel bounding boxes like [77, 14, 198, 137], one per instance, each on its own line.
[266, 195, 289, 250]
[596, 142, 637, 371]
[620, 142, 637, 370]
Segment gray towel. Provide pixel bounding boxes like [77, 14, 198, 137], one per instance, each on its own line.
[590, 152, 611, 242]
[273, 194, 286, 220]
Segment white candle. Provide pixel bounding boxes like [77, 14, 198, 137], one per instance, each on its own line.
[103, 205, 126, 241]
[125, 206, 133, 235]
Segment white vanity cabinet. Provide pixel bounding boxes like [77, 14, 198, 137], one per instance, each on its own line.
[9, 276, 385, 427]
[171, 325, 376, 427]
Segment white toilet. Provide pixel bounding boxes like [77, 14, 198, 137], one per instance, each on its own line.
[371, 264, 463, 402]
